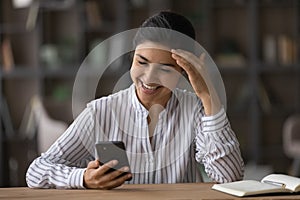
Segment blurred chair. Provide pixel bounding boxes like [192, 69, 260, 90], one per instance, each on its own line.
[19, 95, 68, 154]
[283, 114, 300, 176]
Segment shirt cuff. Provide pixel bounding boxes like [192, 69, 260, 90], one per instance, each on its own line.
[68, 168, 86, 189]
[201, 107, 228, 132]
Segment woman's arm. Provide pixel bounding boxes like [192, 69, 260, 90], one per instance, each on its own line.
[194, 107, 244, 183]
[172, 48, 244, 182]
[26, 100, 132, 189]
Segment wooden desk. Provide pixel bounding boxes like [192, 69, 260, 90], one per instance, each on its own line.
[1, 183, 300, 200]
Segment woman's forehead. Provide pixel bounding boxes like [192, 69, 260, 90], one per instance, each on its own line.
[135, 41, 171, 52]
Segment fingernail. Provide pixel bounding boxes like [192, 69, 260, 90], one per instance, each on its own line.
[122, 166, 129, 172]
[112, 160, 118, 165]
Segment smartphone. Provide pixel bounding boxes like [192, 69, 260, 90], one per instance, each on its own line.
[95, 141, 132, 181]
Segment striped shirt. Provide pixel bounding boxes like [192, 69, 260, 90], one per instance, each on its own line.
[26, 84, 244, 189]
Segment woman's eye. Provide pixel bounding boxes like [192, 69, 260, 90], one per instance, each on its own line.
[160, 68, 171, 73]
[159, 66, 173, 73]
[138, 61, 147, 65]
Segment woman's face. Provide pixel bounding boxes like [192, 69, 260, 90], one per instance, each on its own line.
[130, 41, 183, 110]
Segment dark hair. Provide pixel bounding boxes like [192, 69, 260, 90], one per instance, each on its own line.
[133, 11, 196, 52]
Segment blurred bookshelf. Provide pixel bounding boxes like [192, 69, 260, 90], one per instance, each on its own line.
[171, 0, 300, 174]
[0, 0, 299, 186]
[0, 0, 135, 187]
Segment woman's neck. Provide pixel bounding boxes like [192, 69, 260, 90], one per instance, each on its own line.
[147, 104, 164, 138]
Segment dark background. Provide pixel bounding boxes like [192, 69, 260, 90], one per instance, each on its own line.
[0, 0, 299, 186]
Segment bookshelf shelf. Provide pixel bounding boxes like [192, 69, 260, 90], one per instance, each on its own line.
[219, 67, 249, 74]
[258, 65, 300, 73]
[0, 68, 38, 78]
[0, 24, 28, 34]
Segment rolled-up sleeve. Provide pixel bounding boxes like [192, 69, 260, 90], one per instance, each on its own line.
[195, 108, 244, 183]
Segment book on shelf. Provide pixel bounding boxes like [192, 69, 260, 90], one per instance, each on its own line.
[258, 80, 273, 114]
[278, 34, 294, 66]
[212, 174, 300, 197]
[0, 96, 14, 139]
[85, 0, 102, 29]
[233, 79, 279, 114]
[232, 82, 251, 112]
[1, 37, 15, 72]
[215, 38, 246, 68]
[215, 53, 246, 68]
[262, 35, 277, 64]
[262, 34, 297, 66]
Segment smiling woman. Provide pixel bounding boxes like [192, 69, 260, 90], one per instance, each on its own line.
[131, 42, 183, 110]
[26, 11, 244, 190]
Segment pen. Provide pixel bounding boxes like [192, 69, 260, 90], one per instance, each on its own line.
[263, 180, 286, 187]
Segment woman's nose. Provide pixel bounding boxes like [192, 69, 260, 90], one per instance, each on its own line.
[143, 65, 159, 82]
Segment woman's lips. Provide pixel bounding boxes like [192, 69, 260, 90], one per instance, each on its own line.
[140, 82, 161, 95]
[142, 83, 158, 90]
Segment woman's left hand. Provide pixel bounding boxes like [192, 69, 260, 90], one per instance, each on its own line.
[171, 49, 220, 116]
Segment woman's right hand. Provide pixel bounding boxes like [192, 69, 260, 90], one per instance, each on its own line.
[83, 159, 132, 189]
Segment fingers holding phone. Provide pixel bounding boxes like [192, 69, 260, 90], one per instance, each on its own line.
[83, 159, 132, 189]
[83, 141, 133, 189]
[98, 159, 131, 180]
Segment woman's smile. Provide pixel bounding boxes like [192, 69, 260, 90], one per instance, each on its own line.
[140, 81, 162, 95]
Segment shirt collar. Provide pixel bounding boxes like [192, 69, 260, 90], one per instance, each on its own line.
[130, 84, 148, 114]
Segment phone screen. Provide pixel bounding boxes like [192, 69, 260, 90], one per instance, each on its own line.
[95, 141, 132, 181]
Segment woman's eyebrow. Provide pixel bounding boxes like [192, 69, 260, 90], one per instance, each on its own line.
[136, 54, 175, 67]
[136, 54, 149, 62]
[161, 63, 175, 67]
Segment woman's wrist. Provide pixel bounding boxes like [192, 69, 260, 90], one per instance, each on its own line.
[198, 92, 221, 116]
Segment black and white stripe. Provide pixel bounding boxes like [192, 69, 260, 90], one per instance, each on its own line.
[26, 84, 244, 188]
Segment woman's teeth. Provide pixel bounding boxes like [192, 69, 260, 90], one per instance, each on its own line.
[142, 83, 158, 90]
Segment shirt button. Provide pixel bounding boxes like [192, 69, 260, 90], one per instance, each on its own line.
[147, 156, 154, 164]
